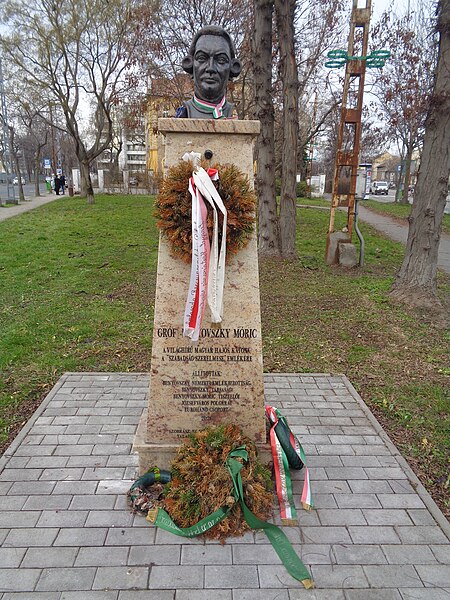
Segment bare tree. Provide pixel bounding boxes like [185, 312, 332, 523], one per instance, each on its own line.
[0, 0, 152, 204]
[390, 0, 450, 308]
[374, 6, 437, 204]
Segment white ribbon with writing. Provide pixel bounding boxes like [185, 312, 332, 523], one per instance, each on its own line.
[182, 162, 227, 341]
[183, 176, 210, 341]
[192, 167, 227, 324]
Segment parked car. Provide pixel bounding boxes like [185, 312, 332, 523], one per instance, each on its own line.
[371, 181, 389, 195]
[129, 176, 138, 186]
[13, 176, 25, 185]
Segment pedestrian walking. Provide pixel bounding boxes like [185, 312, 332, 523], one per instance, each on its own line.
[60, 173, 66, 195]
[54, 175, 61, 195]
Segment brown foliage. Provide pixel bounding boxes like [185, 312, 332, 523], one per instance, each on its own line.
[155, 160, 256, 263]
[163, 424, 273, 541]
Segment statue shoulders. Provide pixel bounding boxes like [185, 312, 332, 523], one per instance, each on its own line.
[176, 98, 235, 119]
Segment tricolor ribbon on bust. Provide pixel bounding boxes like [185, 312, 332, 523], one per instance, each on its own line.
[265, 405, 313, 525]
[192, 94, 226, 119]
[183, 155, 227, 341]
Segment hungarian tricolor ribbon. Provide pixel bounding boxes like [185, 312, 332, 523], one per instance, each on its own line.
[266, 405, 313, 525]
[192, 94, 226, 119]
[183, 162, 227, 341]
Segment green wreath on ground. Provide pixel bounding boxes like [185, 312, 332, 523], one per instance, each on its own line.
[154, 160, 256, 263]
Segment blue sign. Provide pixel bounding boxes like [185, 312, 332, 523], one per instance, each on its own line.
[44, 158, 51, 169]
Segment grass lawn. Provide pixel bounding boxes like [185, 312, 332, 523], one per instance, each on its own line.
[1, 194, 449, 517]
[297, 197, 450, 235]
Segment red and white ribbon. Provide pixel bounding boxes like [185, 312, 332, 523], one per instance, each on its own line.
[182, 160, 227, 340]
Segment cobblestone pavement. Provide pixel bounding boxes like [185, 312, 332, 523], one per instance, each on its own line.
[0, 373, 449, 599]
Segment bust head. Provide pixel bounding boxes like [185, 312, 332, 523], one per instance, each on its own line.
[182, 26, 241, 104]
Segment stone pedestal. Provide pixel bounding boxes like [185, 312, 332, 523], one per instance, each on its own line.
[134, 119, 270, 472]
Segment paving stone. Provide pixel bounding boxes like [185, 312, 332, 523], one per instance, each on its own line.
[128, 544, 181, 565]
[231, 591, 288, 600]
[3, 528, 59, 547]
[69, 494, 116, 510]
[362, 509, 413, 526]
[415, 565, 450, 587]
[348, 526, 401, 544]
[205, 565, 258, 588]
[377, 495, 425, 509]
[36, 567, 96, 591]
[349, 480, 392, 494]
[311, 481, 351, 494]
[335, 494, 381, 509]
[318, 508, 367, 526]
[105, 527, 155, 546]
[344, 591, 402, 600]
[27, 456, 69, 469]
[148, 565, 203, 589]
[2, 593, 61, 599]
[39, 467, 84, 481]
[82, 467, 125, 480]
[429, 544, 450, 563]
[364, 565, 422, 588]
[310, 565, 368, 588]
[93, 566, 149, 590]
[0, 469, 43, 482]
[96, 480, 133, 494]
[0, 511, 40, 529]
[54, 527, 107, 546]
[396, 527, 449, 545]
[37, 510, 88, 527]
[85, 510, 133, 528]
[0, 569, 41, 591]
[181, 544, 231, 565]
[407, 510, 438, 526]
[382, 545, 437, 564]
[0, 548, 27, 568]
[22, 547, 78, 568]
[61, 593, 119, 600]
[23, 495, 71, 510]
[400, 589, 450, 599]
[364, 468, 406, 480]
[119, 593, 173, 600]
[332, 544, 387, 564]
[289, 590, 345, 600]
[300, 526, 352, 545]
[53, 445, 94, 456]
[67, 456, 108, 468]
[75, 546, 129, 566]
[53, 480, 97, 495]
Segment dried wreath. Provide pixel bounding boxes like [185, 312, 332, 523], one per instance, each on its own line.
[154, 160, 256, 263]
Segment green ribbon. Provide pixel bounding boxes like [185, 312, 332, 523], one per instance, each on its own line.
[147, 504, 231, 537]
[226, 447, 314, 588]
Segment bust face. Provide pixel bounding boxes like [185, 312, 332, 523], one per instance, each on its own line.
[193, 34, 232, 103]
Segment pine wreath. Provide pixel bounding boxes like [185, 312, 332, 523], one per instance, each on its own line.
[154, 160, 256, 263]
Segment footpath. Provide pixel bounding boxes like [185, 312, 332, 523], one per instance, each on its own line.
[0, 192, 64, 222]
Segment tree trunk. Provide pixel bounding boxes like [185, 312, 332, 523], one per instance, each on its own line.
[79, 159, 95, 205]
[390, 0, 450, 308]
[275, 0, 298, 259]
[9, 126, 25, 202]
[400, 141, 414, 206]
[34, 153, 41, 197]
[253, 0, 279, 257]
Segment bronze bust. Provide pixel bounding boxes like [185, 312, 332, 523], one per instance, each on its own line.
[177, 26, 241, 119]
